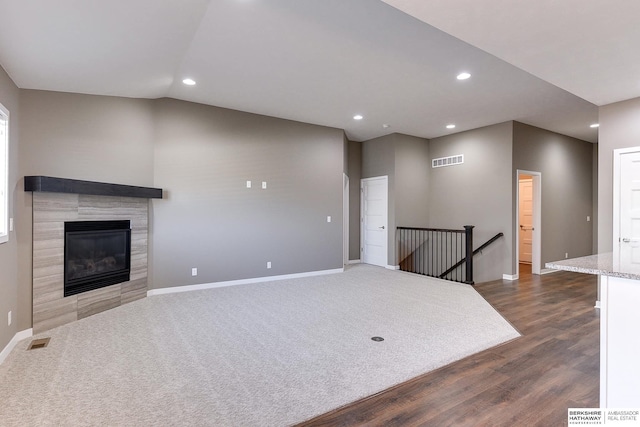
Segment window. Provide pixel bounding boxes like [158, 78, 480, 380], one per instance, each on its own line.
[0, 102, 8, 244]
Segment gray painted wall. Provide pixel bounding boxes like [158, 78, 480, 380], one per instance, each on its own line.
[348, 140, 362, 261]
[592, 143, 598, 253]
[361, 134, 396, 266]
[512, 122, 594, 270]
[19, 91, 155, 186]
[428, 122, 513, 282]
[152, 98, 344, 288]
[395, 135, 429, 229]
[360, 133, 429, 267]
[598, 97, 640, 252]
[343, 133, 349, 175]
[0, 66, 20, 352]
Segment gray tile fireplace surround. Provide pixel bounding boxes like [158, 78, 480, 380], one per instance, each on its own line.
[26, 176, 162, 334]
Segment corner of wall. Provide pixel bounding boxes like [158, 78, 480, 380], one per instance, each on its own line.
[0, 328, 33, 366]
[0, 64, 22, 353]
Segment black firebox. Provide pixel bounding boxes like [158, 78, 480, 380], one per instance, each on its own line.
[64, 220, 131, 297]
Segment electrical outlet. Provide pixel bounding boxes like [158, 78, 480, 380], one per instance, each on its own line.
[191, 267, 198, 276]
[262, 181, 267, 189]
[327, 216, 331, 223]
[246, 180, 252, 188]
[587, 216, 591, 222]
[267, 261, 272, 269]
[565, 253, 569, 259]
[8, 311, 11, 326]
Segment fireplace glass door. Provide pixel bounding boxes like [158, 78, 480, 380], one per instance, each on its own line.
[64, 220, 131, 297]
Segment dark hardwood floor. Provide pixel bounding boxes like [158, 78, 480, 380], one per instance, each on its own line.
[299, 265, 599, 427]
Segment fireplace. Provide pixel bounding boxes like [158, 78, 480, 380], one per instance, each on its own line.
[64, 220, 131, 297]
[27, 177, 161, 333]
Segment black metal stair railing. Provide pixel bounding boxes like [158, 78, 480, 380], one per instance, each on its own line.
[397, 226, 503, 285]
[397, 226, 474, 284]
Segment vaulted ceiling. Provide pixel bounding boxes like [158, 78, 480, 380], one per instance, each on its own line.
[1, 0, 634, 143]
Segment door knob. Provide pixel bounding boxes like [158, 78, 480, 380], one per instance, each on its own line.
[379, 226, 385, 229]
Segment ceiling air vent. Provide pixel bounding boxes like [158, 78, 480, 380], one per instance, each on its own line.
[432, 154, 464, 168]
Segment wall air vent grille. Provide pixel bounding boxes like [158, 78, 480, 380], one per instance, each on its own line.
[432, 154, 464, 168]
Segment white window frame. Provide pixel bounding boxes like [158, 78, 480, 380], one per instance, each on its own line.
[0, 102, 8, 244]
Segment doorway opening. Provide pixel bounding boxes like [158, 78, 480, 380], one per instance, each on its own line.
[517, 170, 541, 275]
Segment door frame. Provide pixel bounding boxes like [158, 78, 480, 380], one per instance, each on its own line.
[343, 173, 349, 266]
[516, 170, 542, 275]
[360, 176, 389, 268]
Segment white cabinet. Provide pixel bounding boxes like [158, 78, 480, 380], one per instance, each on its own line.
[600, 274, 640, 407]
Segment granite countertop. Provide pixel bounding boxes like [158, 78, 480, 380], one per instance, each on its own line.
[546, 252, 640, 280]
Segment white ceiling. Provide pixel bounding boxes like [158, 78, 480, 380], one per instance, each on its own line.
[383, 0, 640, 107]
[0, 0, 625, 143]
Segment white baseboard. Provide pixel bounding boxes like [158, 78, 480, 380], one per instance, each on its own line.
[386, 265, 400, 270]
[148, 267, 345, 296]
[0, 328, 33, 366]
[347, 259, 361, 265]
[504, 268, 558, 281]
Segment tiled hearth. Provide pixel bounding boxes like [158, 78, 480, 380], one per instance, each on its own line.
[27, 177, 162, 334]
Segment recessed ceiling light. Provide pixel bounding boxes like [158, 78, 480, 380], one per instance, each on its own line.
[457, 72, 471, 80]
[353, 115, 363, 120]
[590, 123, 600, 128]
[182, 78, 196, 86]
[446, 124, 456, 129]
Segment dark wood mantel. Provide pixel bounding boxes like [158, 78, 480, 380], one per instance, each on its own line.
[24, 176, 163, 199]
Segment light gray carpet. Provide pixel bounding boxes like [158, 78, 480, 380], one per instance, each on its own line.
[0, 265, 519, 426]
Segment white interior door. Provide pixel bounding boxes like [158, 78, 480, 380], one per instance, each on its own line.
[361, 176, 388, 267]
[616, 150, 640, 265]
[519, 177, 533, 263]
